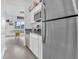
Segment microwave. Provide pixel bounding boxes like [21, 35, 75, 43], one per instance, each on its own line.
[34, 11, 42, 22]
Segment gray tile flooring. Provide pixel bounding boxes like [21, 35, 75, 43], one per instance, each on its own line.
[3, 39, 37, 59]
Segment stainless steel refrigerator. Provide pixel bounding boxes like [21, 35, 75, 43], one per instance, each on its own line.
[41, 0, 78, 59]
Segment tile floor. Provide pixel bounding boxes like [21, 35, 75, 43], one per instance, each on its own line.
[3, 39, 37, 59]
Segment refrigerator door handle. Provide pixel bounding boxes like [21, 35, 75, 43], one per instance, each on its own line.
[42, 22, 46, 43]
[42, 2, 47, 43]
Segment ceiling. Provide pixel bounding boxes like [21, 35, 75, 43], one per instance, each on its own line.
[1, 0, 32, 20]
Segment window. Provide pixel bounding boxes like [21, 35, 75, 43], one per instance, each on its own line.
[15, 21, 24, 29]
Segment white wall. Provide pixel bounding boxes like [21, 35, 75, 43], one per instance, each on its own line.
[4, 0, 27, 45]
[1, 0, 6, 58]
[3, 0, 27, 36]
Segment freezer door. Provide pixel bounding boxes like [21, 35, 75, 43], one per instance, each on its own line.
[43, 0, 77, 21]
[43, 17, 77, 59]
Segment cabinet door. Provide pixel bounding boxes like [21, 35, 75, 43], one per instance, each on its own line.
[30, 33, 39, 58]
[43, 0, 77, 20]
[43, 17, 77, 59]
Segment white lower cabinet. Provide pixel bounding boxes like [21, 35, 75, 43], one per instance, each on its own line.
[30, 33, 42, 59]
